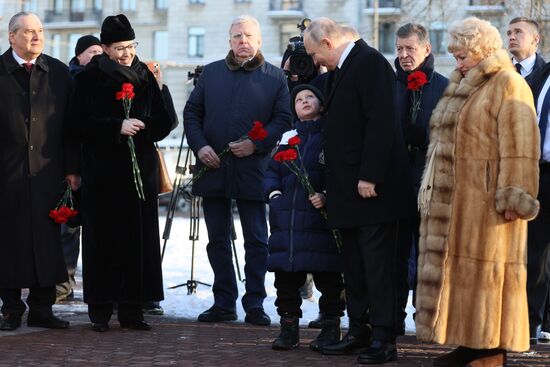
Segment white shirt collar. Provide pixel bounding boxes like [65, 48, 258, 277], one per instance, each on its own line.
[337, 42, 355, 70]
[12, 50, 37, 66]
[513, 53, 537, 77]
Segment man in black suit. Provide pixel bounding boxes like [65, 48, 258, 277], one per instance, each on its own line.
[303, 17, 414, 364]
[526, 61, 550, 345]
[507, 17, 545, 84]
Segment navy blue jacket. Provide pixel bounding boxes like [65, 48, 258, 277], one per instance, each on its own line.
[184, 51, 292, 200]
[394, 54, 448, 193]
[265, 119, 341, 273]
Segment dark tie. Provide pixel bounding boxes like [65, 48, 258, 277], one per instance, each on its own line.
[515, 63, 522, 74]
[538, 87, 550, 157]
[22, 62, 33, 73]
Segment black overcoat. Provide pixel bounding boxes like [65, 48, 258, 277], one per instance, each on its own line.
[322, 40, 415, 228]
[74, 55, 172, 303]
[0, 49, 79, 288]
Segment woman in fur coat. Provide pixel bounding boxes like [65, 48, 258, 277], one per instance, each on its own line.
[416, 17, 540, 367]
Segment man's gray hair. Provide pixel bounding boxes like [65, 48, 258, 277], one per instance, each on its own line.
[304, 17, 343, 44]
[396, 23, 430, 45]
[9, 11, 33, 33]
[229, 15, 261, 36]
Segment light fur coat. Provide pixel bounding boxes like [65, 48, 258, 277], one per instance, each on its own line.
[416, 49, 540, 352]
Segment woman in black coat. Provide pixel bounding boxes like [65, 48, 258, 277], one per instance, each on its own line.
[73, 14, 172, 332]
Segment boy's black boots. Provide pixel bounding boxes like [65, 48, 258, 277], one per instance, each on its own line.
[272, 316, 300, 350]
[310, 317, 341, 351]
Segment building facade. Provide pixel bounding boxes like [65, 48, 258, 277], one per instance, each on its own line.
[0, 0, 548, 141]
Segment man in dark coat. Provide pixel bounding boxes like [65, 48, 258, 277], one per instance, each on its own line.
[304, 18, 415, 364]
[184, 15, 292, 326]
[393, 23, 448, 335]
[507, 17, 546, 84]
[0, 12, 80, 331]
[525, 59, 550, 345]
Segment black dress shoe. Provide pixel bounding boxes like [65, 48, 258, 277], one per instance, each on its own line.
[357, 340, 397, 364]
[198, 306, 237, 323]
[119, 320, 152, 331]
[92, 322, 110, 332]
[27, 313, 69, 329]
[245, 308, 271, 326]
[0, 314, 22, 331]
[321, 329, 372, 355]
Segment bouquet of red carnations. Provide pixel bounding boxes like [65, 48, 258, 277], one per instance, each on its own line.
[49, 184, 79, 224]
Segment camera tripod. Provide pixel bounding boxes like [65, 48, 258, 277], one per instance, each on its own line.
[159, 66, 243, 295]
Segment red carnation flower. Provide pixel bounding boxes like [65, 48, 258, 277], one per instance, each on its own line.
[407, 70, 428, 91]
[248, 121, 268, 141]
[287, 136, 301, 147]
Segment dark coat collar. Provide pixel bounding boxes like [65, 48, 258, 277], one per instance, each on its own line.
[224, 50, 264, 71]
[324, 39, 367, 109]
[1, 48, 49, 74]
[395, 53, 435, 85]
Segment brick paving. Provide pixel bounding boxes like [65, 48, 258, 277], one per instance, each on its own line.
[0, 311, 548, 367]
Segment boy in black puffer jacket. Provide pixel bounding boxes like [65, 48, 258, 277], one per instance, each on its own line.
[265, 84, 345, 351]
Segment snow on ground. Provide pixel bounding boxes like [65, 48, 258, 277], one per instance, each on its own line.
[156, 213, 416, 332]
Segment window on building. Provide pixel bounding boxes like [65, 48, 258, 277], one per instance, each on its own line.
[23, 0, 38, 12]
[367, 0, 401, 7]
[156, 0, 168, 9]
[378, 22, 396, 54]
[120, 0, 136, 11]
[69, 33, 83, 60]
[51, 34, 61, 59]
[279, 23, 298, 56]
[154, 31, 169, 60]
[94, 0, 102, 10]
[188, 27, 205, 57]
[71, 0, 85, 12]
[54, 0, 64, 14]
[429, 28, 446, 54]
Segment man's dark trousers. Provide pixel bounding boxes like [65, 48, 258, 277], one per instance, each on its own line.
[340, 221, 399, 342]
[0, 287, 56, 317]
[527, 166, 550, 337]
[203, 197, 268, 311]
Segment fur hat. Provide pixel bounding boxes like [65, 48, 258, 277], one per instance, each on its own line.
[75, 35, 101, 56]
[100, 14, 135, 44]
[290, 84, 325, 119]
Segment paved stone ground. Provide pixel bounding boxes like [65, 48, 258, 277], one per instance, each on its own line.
[0, 310, 548, 367]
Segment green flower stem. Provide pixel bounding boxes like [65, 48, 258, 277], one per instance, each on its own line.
[123, 98, 145, 201]
[127, 136, 145, 200]
[285, 159, 342, 253]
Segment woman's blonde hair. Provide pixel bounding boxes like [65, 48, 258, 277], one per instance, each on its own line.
[448, 17, 502, 59]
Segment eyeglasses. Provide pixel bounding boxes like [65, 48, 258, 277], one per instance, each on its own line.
[113, 42, 139, 53]
[231, 33, 256, 41]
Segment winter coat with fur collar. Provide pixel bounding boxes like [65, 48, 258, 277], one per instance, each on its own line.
[416, 49, 540, 352]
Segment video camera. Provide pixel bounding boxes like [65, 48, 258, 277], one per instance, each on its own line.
[286, 18, 316, 81]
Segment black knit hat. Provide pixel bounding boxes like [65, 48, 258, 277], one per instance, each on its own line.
[290, 84, 325, 119]
[100, 14, 135, 44]
[75, 35, 101, 56]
